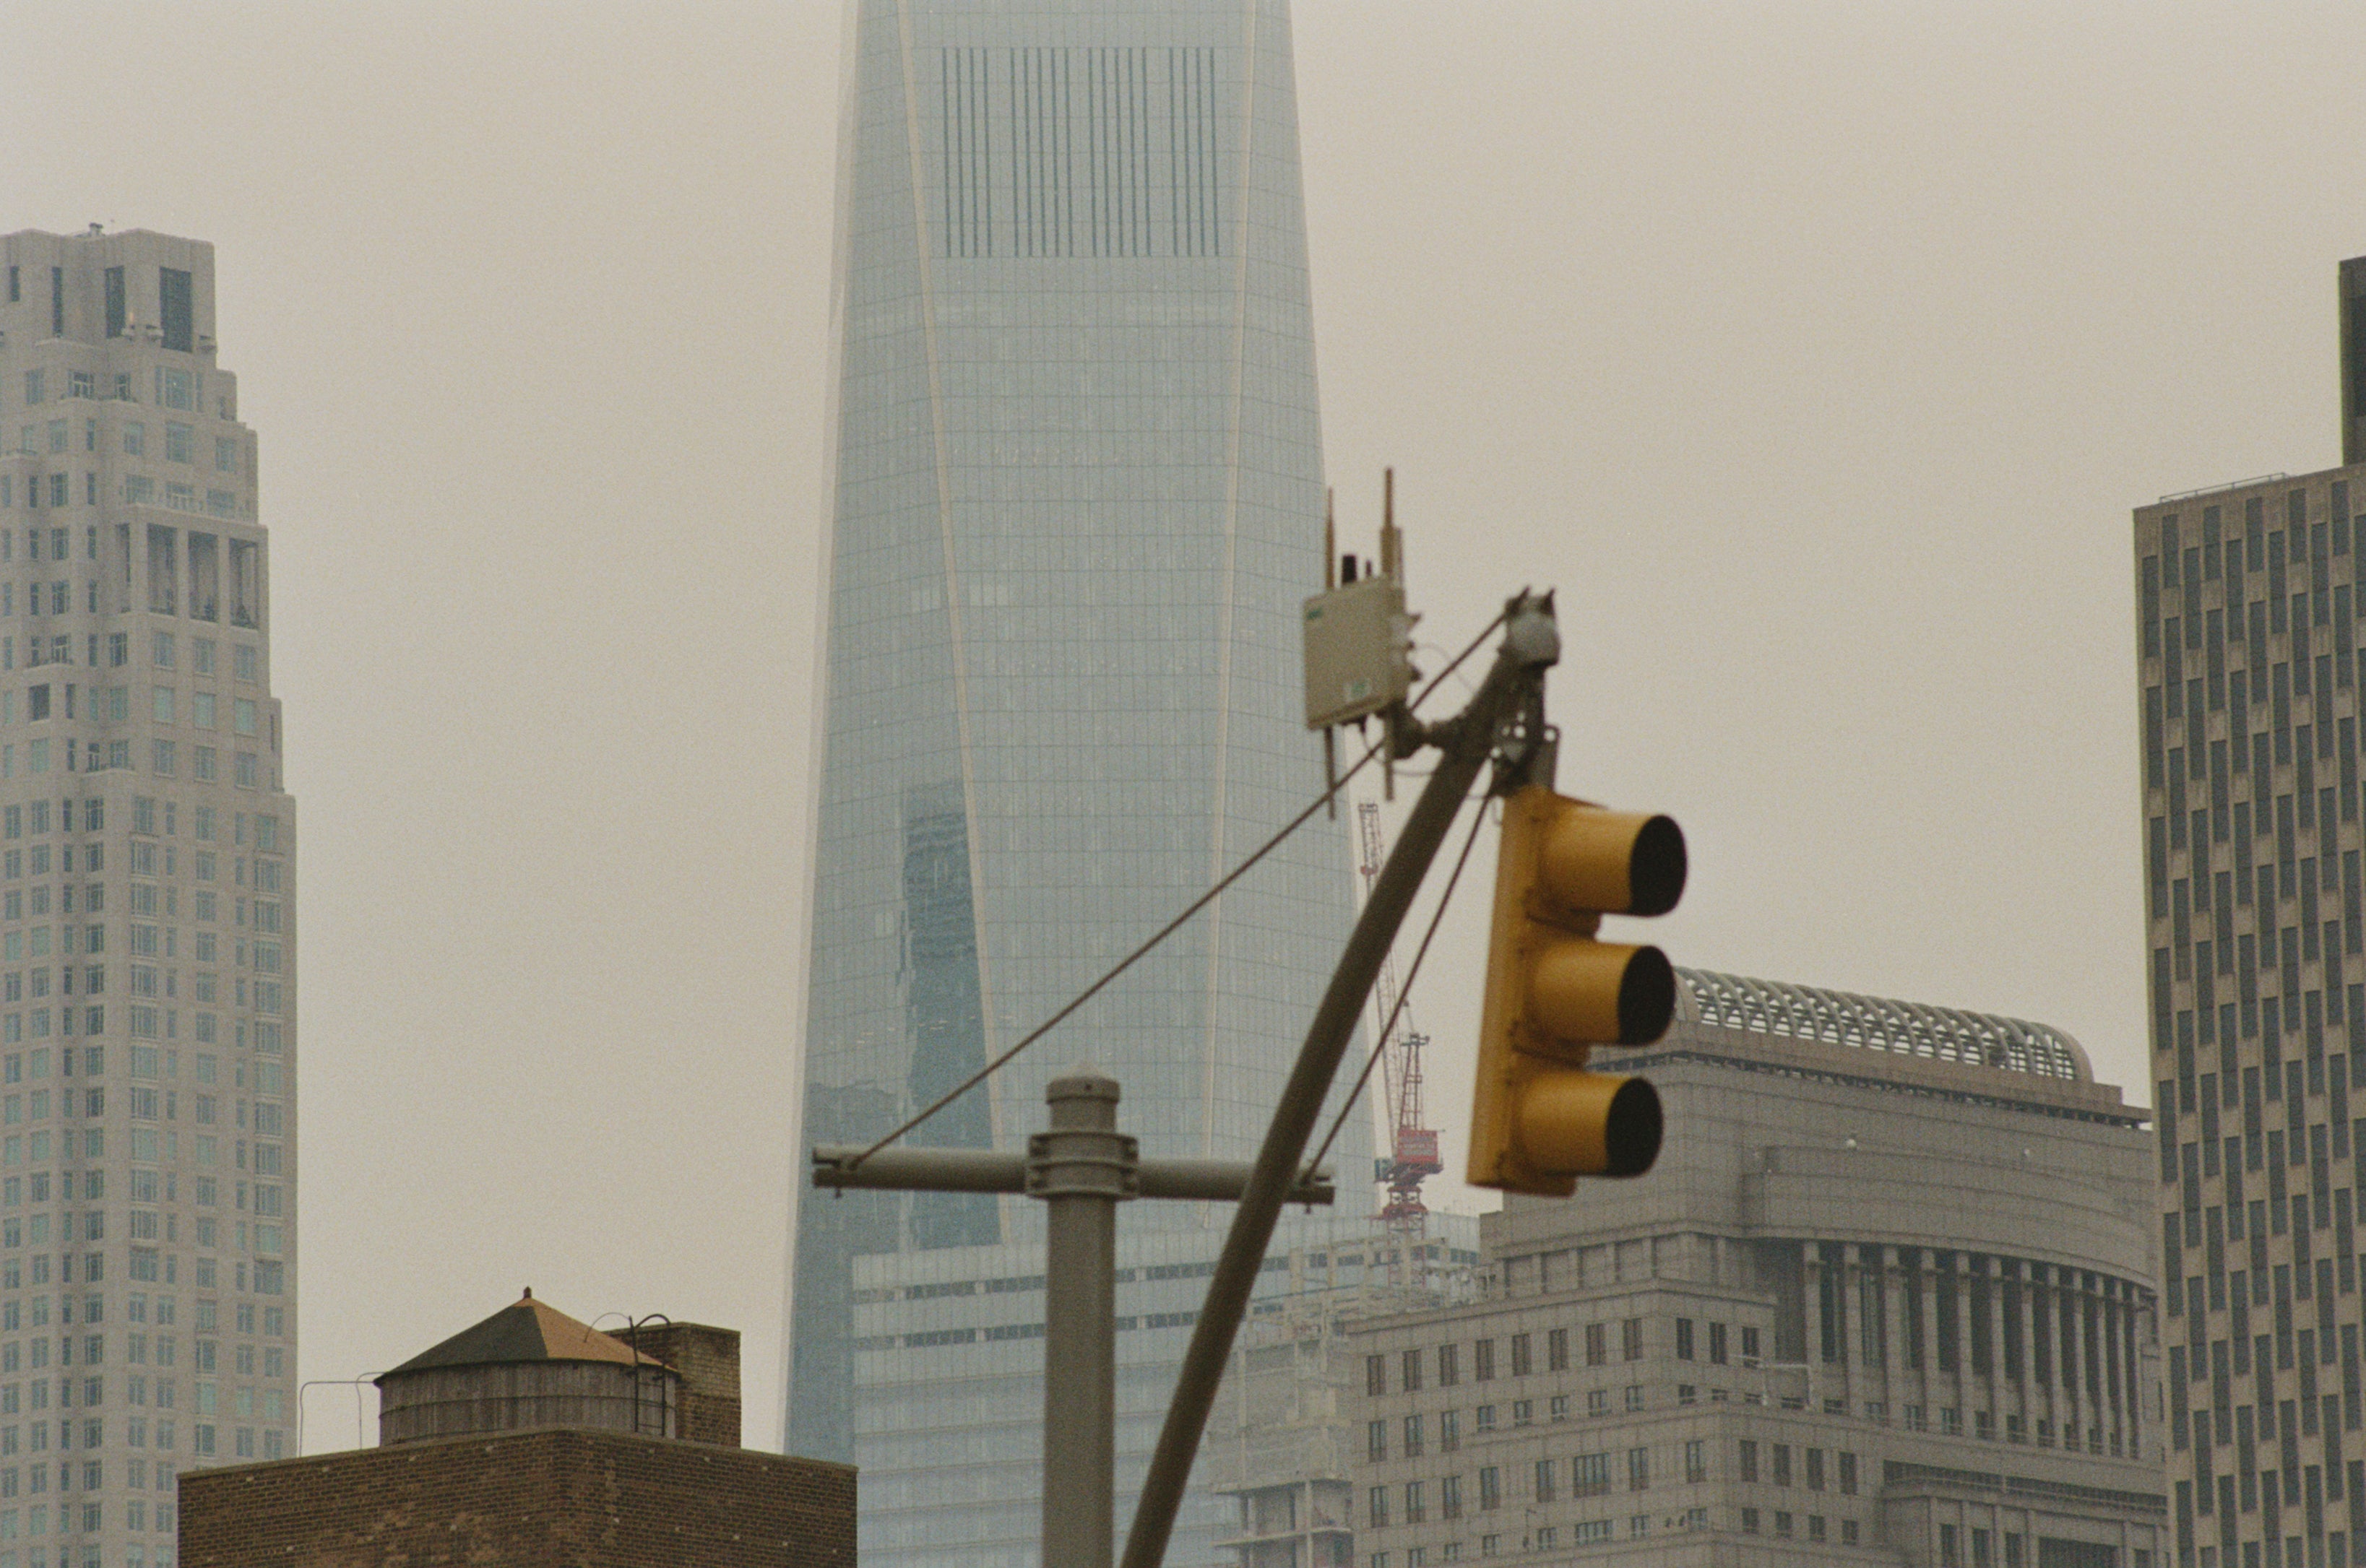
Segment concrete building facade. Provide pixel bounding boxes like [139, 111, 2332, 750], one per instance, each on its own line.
[1344, 970, 2167, 1567]
[0, 228, 293, 1568]
[2132, 259, 2366, 1568]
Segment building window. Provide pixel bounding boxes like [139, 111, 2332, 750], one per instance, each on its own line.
[1585, 1322, 1606, 1366]
[1685, 1439, 1706, 1483]
[1365, 1353, 1386, 1397]
[1402, 1414, 1422, 1457]
[160, 269, 194, 354]
[1473, 1339, 1494, 1382]
[1737, 1440, 1757, 1483]
[1438, 1342, 1458, 1387]
[1838, 1451, 1857, 1494]
[1810, 1515, 1828, 1544]
[1366, 1419, 1386, 1462]
[1548, 1394, 1569, 1421]
[1621, 1318, 1644, 1361]
[1401, 1348, 1422, 1393]
[1806, 1449, 1825, 1491]
[1675, 1318, 1694, 1360]
[1771, 1444, 1791, 1486]
[1509, 1333, 1531, 1377]
[1439, 1411, 1459, 1452]
[1534, 1459, 1556, 1504]
[1366, 1485, 1387, 1527]
[1573, 1452, 1610, 1497]
[1477, 1466, 1499, 1510]
[1740, 1325, 1761, 1362]
[1623, 1385, 1644, 1411]
[1626, 1447, 1648, 1491]
[1740, 1508, 1760, 1534]
[1440, 1475, 1461, 1520]
[1403, 1481, 1424, 1525]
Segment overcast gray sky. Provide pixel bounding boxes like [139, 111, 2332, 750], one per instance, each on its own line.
[7, 0, 2365, 1448]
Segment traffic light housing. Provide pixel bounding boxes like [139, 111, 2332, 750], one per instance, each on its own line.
[1467, 784, 1685, 1196]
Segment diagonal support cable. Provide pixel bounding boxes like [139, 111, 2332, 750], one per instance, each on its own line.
[1302, 788, 1491, 1183]
[843, 605, 1514, 1169]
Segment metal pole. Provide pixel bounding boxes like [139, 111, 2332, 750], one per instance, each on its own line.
[1120, 597, 1558, 1568]
[1032, 1072, 1134, 1568]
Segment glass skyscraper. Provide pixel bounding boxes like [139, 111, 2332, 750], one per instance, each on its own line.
[0, 228, 295, 1568]
[2135, 259, 2366, 1568]
[786, 1, 1369, 1561]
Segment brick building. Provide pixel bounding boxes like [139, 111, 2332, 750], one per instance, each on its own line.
[178, 1292, 852, 1566]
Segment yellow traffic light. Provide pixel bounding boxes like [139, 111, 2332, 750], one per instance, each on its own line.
[1467, 784, 1686, 1196]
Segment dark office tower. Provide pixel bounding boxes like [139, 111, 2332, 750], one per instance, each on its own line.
[785, 3, 1366, 1563]
[2134, 259, 2366, 1568]
[0, 228, 296, 1568]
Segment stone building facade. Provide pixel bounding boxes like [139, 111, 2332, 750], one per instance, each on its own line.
[1344, 969, 2167, 1567]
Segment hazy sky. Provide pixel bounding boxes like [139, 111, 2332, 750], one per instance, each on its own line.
[8, 0, 2366, 1449]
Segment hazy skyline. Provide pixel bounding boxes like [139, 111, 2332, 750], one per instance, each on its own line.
[9, 0, 2365, 1445]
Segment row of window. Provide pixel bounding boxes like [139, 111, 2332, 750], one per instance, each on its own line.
[1369, 1319, 1755, 1398]
[0, 473, 247, 524]
[0, 627, 259, 686]
[6, 399, 230, 466]
[1, 686, 260, 740]
[0, 742, 269, 789]
[5, 415, 233, 473]
[1369, 1443, 1711, 1528]
[0, 800, 278, 851]
[1365, 1509, 1713, 1564]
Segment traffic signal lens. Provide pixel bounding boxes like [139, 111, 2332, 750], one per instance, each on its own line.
[1529, 941, 1677, 1047]
[1514, 1073, 1663, 1177]
[1540, 810, 1687, 917]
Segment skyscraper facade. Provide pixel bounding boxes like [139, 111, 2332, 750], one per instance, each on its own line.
[787, 1, 1365, 1560]
[0, 229, 296, 1568]
[2133, 260, 2366, 1568]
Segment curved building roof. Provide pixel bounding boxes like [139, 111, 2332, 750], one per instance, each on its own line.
[1676, 968, 2091, 1083]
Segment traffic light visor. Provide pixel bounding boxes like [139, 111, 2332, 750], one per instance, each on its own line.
[1528, 940, 1677, 1047]
[1539, 810, 1686, 917]
[1514, 1072, 1663, 1177]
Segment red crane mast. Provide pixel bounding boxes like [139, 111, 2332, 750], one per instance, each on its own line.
[1357, 802, 1443, 1241]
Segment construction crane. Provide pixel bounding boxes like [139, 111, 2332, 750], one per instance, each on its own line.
[1357, 801, 1444, 1253]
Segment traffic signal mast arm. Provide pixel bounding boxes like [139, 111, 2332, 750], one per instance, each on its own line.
[1122, 592, 1561, 1568]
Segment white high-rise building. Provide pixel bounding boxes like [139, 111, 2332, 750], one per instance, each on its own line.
[0, 228, 295, 1568]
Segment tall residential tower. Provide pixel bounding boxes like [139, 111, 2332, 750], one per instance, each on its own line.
[0, 228, 296, 1568]
[786, 2, 1365, 1561]
[2133, 259, 2366, 1568]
